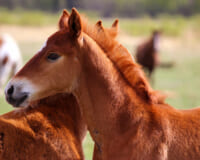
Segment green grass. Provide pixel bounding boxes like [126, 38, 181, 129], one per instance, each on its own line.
[154, 54, 200, 109]
[0, 8, 58, 26]
[0, 8, 99, 27]
[83, 133, 94, 160]
[111, 16, 186, 36]
[0, 96, 12, 113]
[1, 8, 200, 36]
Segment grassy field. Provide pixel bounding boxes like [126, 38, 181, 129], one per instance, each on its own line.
[0, 12, 200, 159]
[1, 8, 200, 37]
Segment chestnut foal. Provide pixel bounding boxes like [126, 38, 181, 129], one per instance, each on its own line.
[5, 9, 200, 160]
[0, 93, 86, 160]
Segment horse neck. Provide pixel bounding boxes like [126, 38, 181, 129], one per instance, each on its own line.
[74, 35, 147, 138]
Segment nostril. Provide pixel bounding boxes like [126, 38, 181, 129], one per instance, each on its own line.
[7, 85, 14, 95]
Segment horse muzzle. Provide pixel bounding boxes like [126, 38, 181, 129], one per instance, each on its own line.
[5, 84, 29, 107]
[4, 78, 37, 107]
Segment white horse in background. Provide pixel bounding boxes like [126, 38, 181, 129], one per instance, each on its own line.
[0, 34, 22, 93]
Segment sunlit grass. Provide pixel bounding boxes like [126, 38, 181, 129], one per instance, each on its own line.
[154, 52, 200, 109]
[0, 8, 58, 26]
[83, 133, 94, 159]
[0, 8, 200, 36]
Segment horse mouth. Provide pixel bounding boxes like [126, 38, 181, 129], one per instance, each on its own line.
[6, 93, 29, 107]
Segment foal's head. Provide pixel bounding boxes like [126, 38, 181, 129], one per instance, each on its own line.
[5, 9, 84, 107]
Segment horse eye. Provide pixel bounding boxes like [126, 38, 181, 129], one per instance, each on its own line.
[47, 53, 60, 62]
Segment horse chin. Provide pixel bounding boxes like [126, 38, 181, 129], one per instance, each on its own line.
[14, 99, 30, 108]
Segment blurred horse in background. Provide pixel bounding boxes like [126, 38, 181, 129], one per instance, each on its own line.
[0, 34, 22, 93]
[136, 30, 174, 83]
[0, 93, 87, 160]
[136, 30, 161, 80]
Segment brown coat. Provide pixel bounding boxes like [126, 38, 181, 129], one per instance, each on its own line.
[0, 94, 86, 160]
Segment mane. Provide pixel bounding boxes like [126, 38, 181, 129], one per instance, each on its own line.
[79, 15, 165, 104]
[80, 16, 118, 51]
[60, 10, 165, 104]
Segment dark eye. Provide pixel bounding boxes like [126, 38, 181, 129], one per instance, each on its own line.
[47, 53, 60, 62]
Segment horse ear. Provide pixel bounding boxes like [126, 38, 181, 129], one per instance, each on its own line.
[96, 20, 102, 27]
[112, 19, 119, 28]
[108, 19, 119, 38]
[95, 20, 104, 31]
[59, 9, 70, 29]
[68, 8, 82, 38]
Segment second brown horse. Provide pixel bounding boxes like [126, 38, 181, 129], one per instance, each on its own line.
[136, 30, 161, 79]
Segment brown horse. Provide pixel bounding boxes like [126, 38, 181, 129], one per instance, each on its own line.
[136, 30, 161, 79]
[0, 93, 86, 160]
[5, 8, 200, 160]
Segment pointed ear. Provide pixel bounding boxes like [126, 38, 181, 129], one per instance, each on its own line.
[109, 19, 119, 38]
[100, 19, 119, 39]
[96, 20, 102, 27]
[95, 20, 104, 32]
[59, 9, 70, 29]
[68, 8, 82, 38]
[112, 19, 119, 28]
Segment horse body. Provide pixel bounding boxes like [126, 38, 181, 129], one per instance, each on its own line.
[0, 93, 86, 160]
[4, 9, 200, 160]
[0, 34, 22, 90]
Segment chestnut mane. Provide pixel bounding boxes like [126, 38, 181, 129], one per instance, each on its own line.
[78, 14, 165, 104]
[60, 10, 165, 104]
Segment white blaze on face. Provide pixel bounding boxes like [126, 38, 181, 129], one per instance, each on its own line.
[38, 41, 47, 53]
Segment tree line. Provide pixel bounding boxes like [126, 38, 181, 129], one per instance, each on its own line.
[0, 0, 199, 17]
